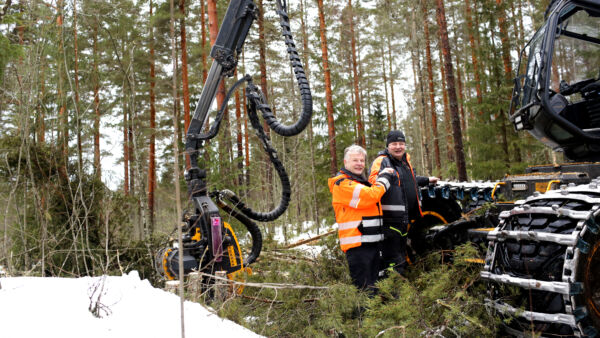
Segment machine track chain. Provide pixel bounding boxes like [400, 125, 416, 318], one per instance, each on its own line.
[420, 180, 498, 214]
[481, 179, 600, 337]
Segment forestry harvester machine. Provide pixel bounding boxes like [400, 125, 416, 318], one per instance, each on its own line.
[415, 0, 600, 336]
[155, 0, 312, 290]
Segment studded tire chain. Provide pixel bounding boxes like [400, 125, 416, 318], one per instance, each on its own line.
[481, 180, 600, 337]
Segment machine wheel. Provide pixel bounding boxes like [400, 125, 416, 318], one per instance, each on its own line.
[420, 194, 463, 227]
[481, 182, 600, 336]
[409, 195, 463, 256]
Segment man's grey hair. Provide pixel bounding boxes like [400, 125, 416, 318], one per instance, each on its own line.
[343, 144, 367, 161]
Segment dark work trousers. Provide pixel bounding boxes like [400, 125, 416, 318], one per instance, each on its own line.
[345, 243, 381, 291]
[380, 225, 408, 276]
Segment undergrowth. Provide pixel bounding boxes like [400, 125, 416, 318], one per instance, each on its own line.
[213, 235, 500, 337]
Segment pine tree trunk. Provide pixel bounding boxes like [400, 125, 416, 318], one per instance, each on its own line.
[208, 0, 230, 176]
[148, 0, 157, 233]
[411, 9, 432, 174]
[300, 0, 320, 228]
[180, 0, 191, 169]
[516, 0, 525, 53]
[317, 0, 337, 176]
[58, 0, 68, 179]
[497, 0, 522, 163]
[347, 0, 364, 147]
[438, 46, 454, 163]
[235, 70, 244, 186]
[387, 37, 396, 130]
[411, 45, 427, 172]
[257, 0, 273, 206]
[73, 0, 82, 170]
[456, 61, 466, 133]
[243, 83, 250, 194]
[436, 0, 467, 181]
[465, 0, 483, 115]
[128, 115, 134, 196]
[380, 44, 392, 130]
[38, 52, 46, 144]
[123, 88, 129, 195]
[490, 15, 511, 168]
[200, 0, 210, 155]
[497, 0, 513, 83]
[449, 8, 467, 133]
[201, 0, 207, 83]
[93, 20, 101, 179]
[256, 1, 269, 112]
[422, 0, 441, 173]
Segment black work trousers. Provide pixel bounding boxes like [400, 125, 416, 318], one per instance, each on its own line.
[380, 225, 408, 276]
[345, 243, 381, 290]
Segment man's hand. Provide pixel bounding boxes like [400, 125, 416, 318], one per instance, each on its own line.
[429, 176, 439, 184]
[376, 168, 396, 191]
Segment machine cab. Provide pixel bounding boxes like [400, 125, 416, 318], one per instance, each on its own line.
[510, 0, 600, 161]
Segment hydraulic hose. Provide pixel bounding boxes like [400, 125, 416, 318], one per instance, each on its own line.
[215, 195, 263, 266]
[195, 75, 250, 141]
[211, 0, 311, 221]
[258, 0, 312, 137]
[220, 84, 291, 222]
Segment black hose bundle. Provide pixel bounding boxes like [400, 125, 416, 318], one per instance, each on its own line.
[259, 0, 312, 137]
[214, 193, 263, 266]
[207, 0, 311, 223]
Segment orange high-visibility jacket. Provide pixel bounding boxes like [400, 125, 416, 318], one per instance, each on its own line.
[369, 152, 424, 226]
[328, 169, 386, 252]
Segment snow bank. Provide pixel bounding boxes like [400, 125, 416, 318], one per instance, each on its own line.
[0, 271, 261, 338]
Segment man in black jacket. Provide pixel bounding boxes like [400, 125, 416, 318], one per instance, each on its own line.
[368, 130, 438, 275]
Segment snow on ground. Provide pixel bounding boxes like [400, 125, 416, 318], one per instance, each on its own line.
[270, 220, 334, 256]
[0, 270, 261, 338]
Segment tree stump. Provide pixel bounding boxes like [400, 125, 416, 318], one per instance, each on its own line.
[188, 272, 201, 300]
[214, 271, 228, 303]
[165, 280, 179, 294]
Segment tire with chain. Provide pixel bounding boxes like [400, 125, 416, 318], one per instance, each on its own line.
[481, 180, 600, 337]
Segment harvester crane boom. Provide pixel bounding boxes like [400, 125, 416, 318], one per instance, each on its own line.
[156, 0, 313, 284]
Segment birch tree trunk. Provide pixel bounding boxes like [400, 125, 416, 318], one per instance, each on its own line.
[169, 0, 186, 332]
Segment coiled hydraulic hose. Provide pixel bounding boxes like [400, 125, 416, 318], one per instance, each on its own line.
[214, 193, 263, 266]
[195, 76, 250, 141]
[258, 0, 312, 137]
[221, 82, 292, 222]
[203, 0, 310, 223]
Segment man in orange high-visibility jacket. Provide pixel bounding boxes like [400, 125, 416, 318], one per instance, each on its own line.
[369, 130, 438, 276]
[328, 145, 395, 290]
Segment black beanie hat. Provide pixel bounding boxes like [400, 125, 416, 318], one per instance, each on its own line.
[386, 130, 405, 146]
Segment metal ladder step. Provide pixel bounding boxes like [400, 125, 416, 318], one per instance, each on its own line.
[486, 299, 577, 327]
[480, 271, 582, 295]
[486, 228, 579, 246]
[500, 206, 592, 220]
[524, 192, 600, 205]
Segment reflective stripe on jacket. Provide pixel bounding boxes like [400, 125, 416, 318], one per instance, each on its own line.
[328, 169, 386, 252]
[368, 152, 424, 226]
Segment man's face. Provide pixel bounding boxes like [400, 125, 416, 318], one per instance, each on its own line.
[387, 141, 406, 160]
[344, 152, 365, 176]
